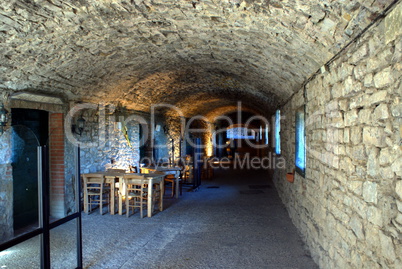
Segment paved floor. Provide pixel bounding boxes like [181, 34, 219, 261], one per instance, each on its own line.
[1, 168, 318, 269]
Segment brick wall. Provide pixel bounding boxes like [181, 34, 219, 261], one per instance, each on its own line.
[49, 113, 65, 218]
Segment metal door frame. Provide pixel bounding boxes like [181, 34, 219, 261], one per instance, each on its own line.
[0, 146, 83, 269]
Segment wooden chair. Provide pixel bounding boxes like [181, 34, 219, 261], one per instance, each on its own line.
[82, 173, 109, 214]
[182, 165, 192, 182]
[140, 167, 156, 174]
[163, 170, 182, 197]
[124, 174, 147, 218]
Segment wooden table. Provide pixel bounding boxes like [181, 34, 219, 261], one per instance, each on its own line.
[103, 172, 124, 215]
[140, 167, 182, 198]
[104, 172, 164, 217]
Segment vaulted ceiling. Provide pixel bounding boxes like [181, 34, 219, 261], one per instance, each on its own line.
[0, 0, 395, 117]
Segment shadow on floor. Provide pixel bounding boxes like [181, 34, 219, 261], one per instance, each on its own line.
[0, 167, 318, 269]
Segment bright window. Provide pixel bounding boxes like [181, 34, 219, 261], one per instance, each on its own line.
[295, 107, 306, 177]
[227, 127, 255, 139]
[275, 110, 281, 155]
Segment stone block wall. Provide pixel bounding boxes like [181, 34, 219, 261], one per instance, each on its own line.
[73, 105, 174, 173]
[76, 108, 141, 173]
[0, 131, 13, 242]
[273, 4, 401, 268]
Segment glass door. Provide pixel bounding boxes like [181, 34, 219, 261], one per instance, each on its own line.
[0, 109, 82, 269]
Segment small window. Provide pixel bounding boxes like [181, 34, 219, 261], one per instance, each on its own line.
[295, 107, 306, 177]
[275, 110, 281, 155]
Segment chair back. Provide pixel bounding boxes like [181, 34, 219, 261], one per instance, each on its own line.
[140, 167, 156, 174]
[83, 173, 104, 184]
[123, 174, 146, 195]
[82, 173, 105, 193]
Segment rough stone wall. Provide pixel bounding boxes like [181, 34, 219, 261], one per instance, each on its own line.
[0, 131, 13, 242]
[64, 135, 76, 215]
[0, 0, 396, 118]
[274, 4, 401, 268]
[77, 109, 141, 173]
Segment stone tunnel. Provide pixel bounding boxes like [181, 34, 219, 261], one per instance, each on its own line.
[0, 0, 401, 268]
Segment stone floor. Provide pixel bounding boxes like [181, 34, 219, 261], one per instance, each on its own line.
[1, 168, 318, 269]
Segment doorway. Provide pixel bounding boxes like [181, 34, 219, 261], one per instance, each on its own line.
[12, 108, 48, 231]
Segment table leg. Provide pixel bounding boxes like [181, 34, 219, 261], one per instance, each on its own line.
[175, 176, 179, 198]
[159, 177, 164, 211]
[118, 177, 123, 215]
[83, 187, 88, 213]
[110, 179, 115, 215]
[147, 178, 153, 217]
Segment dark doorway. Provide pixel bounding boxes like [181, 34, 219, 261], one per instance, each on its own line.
[12, 108, 48, 231]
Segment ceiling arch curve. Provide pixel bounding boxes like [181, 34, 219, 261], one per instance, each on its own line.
[0, 0, 395, 115]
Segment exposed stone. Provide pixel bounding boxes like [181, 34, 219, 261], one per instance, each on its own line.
[343, 128, 350, 143]
[351, 127, 362, 145]
[339, 99, 348, 111]
[379, 231, 396, 263]
[367, 206, 383, 226]
[367, 148, 380, 178]
[353, 63, 368, 81]
[397, 200, 402, 213]
[358, 108, 372, 124]
[363, 127, 386, 147]
[363, 73, 374, 87]
[380, 166, 394, 179]
[347, 180, 363, 196]
[367, 90, 388, 106]
[385, 1, 402, 43]
[340, 157, 355, 174]
[391, 104, 402, 117]
[373, 67, 395, 89]
[396, 181, 402, 200]
[339, 64, 355, 82]
[373, 103, 389, 120]
[350, 216, 364, 240]
[351, 145, 366, 161]
[0, 0, 391, 116]
[344, 109, 358, 126]
[379, 148, 394, 166]
[343, 76, 361, 97]
[331, 82, 343, 99]
[392, 158, 402, 177]
[350, 43, 368, 64]
[363, 181, 378, 204]
[349, 96, 365, 110]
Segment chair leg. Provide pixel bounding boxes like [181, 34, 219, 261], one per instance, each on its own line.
[99, 195, 103, 215]
[126, 197, 130, 217]
[140, 198, 143, 218]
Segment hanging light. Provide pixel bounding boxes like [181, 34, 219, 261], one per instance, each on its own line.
[72, 114, 85, 136]
[0, 103, 9, 135]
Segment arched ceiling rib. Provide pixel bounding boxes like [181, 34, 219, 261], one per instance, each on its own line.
[0, 0, 395, 116]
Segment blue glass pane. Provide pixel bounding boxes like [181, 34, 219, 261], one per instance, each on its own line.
[275, 110, 281, 155]
[295, 110, 305, 173]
